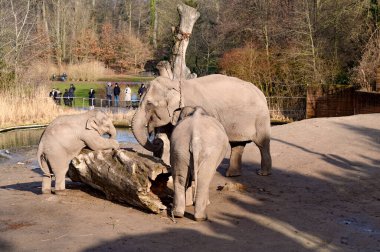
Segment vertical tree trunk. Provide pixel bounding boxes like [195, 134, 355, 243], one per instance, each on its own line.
[151, 0, 158, 50]
[171, 4, 200, 80]
[127, 0, 132, 35]
[62, 6, 66, 62]
[55, 0, 62, 72]
[42, 0, 49, 39]
[137, 3, 142, 37]
[306, 1, 317, 83]
[154, 4, 200, 164]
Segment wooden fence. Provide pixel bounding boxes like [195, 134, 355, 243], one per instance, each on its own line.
[306, 86, 380, 118]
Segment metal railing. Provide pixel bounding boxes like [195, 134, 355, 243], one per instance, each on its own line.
[267, 96, 306, 121]
[49, 95, 307, 120]
[49, 96, 140, 110]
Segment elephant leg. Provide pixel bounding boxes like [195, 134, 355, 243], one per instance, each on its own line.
[42, 175, 52, 194]
[173, 174, 187, 218]
[49, 156, 70, 195]
[185, 183, 194, 206]
[194, 162, 215, 221]
[172, 158, 190, 218]
[226, 142, 246, 177]
[40, 157, 52, 194]
[255, 137, 272, 176]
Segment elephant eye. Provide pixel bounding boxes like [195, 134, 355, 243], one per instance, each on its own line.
[147, 100, 157, 107]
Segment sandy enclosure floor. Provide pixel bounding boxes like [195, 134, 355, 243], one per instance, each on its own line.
[0, 114, 379, 251]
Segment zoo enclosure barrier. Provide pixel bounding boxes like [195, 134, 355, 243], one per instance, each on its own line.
[306, 86, 380, 118]
[267, 96, 307, 122]
[49, 96, 141, 110]
[48, 96, 308, 121]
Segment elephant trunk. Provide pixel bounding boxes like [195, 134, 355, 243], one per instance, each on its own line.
[132, 108, 160, 152]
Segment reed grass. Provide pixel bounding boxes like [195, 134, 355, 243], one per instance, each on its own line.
[0, 86, 78, 129]
[33, 61, 113, 81]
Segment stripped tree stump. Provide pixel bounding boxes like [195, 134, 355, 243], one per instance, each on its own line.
[68, 149, 172, 213]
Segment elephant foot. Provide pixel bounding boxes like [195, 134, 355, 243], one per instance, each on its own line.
[256, 169, 271, 176]
[54, 189, 67, 196]
[172, 210, 184, 218]
[226, 168, 241, 177]
[194, 215, 208, 222]
[41, 189, 51, 194]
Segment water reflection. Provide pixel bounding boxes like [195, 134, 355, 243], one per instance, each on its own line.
[0, 127, 137, 149]
[0, 128, 44, 149]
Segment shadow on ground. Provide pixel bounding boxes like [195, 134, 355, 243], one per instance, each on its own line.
[1, 121, 379, 251]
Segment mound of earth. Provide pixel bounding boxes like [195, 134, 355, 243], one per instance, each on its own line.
[0, 114, 379, 251]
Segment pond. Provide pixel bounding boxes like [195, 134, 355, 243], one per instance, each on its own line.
[0, 127, 137, 150]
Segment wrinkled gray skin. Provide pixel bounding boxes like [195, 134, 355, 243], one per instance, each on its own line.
[170, 106, 229, 221]
[132, 74, 271, 177]
[37, 110, 119, 195]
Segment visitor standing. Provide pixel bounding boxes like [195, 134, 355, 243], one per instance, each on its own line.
[63, 89, 70, 106]
[106, 82, 112, 107]
[53, 89, 60, 105]
[89, 88, 96, 110]
[138, 83, 146, 98]
[125, 84, 131, 108]
[49, 89, 54, 98]
[69, 83, 76, 105]
[69, 83, 76, 94]
[68, 84, 75, 106]
[114, 83, 121, 107]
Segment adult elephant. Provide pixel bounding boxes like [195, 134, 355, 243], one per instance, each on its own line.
[132, 74, 271, 177]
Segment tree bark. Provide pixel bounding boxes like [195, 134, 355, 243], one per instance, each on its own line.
[153, 4, 199, 164]
[157, 3, 199, 80]
[172, 4, 200, 80]
[68, 149, 172, 214]
[150, 0, 158, 49]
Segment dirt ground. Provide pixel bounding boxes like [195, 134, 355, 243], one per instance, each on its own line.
[0, 114, 379, 252]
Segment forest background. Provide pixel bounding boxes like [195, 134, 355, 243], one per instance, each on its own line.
[1, 0, 380, 127]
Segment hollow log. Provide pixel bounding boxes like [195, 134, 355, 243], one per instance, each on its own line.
[68, 149, 172, 214]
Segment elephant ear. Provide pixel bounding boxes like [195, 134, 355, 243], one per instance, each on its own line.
[166, 88, 181, 118]
[193, 106, 208, 117]
[171, 106, 196, 126]
[171, 108, 182, 126]
[86, 117, 101, 134]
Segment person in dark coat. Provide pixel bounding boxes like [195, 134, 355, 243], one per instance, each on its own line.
[69, 84, 76, 94]
[138, 83, 146, 98]
[113, 83, 121, 107]
[53, 89, 60, 105]
[63, 89, 70, 106]
[106, 82, 112, 107]
[88, 88, 96, 110]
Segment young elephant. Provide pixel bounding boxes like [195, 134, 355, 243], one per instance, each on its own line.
[170, 106, 229, 221]
[37, 110, 119, 195]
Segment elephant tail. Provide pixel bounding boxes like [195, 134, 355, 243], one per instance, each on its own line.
[37, 144, 51, 176]
[190, 138, 200, 203]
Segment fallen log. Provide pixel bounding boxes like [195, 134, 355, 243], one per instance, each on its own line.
[68, 149, 172, 214]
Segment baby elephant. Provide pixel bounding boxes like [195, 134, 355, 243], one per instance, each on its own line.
[37, 110, 119, 195]
[170, 106, 229, 221]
